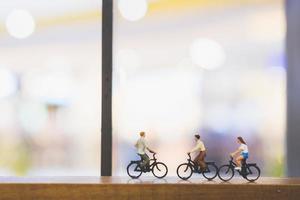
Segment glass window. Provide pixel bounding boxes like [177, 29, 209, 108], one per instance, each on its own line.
[113, 0, 285, 176]
[0, 0, 101, 176]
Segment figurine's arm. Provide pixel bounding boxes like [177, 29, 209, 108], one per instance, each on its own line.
[143, 140, 156, 153]
[188, 143, 201, 154]
[147, 147, 156, 154]
[230, 149, 242, 157]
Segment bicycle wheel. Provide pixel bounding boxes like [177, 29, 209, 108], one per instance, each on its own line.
[218, 165, 234, 182]
[127, 162, 142, 179]
[202, 163, 218, 181]
[152, 162, 168, 179]
[244, 165, 260, 182]
[177, 163, 193, 180]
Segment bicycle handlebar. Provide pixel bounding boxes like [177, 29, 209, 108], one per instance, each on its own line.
[187, 153, 191, 159]
[152, 152, 157, 159]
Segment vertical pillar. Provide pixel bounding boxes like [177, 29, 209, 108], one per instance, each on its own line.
[286, 0, 300, 177]
[101, 0, 113, 176]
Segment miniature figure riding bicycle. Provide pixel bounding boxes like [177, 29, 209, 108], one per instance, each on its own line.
[127, 152, 168, 179]
[217, 156, 260, 182]
[176, 153, 218, 180]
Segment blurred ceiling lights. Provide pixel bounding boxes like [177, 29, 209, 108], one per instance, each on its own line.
[189, 38, 226, 70]
[5, 9, 36, 39]
[0, 1, 280, 31]
[118, 0, 148, 21]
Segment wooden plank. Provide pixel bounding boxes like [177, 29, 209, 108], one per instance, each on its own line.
[0, 177, 299, 200]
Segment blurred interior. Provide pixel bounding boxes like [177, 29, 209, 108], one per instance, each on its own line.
[0, 0, 101, 175]
[113, 0, 285, 177]
[0, 0, 285, 176]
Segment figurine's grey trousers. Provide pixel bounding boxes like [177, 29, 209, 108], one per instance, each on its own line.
[138, 153, 150, 167]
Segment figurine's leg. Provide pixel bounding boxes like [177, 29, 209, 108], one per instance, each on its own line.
[236, 155, 244, 167]
[193, 153, 201, 170]
[140, 154, 147, 167]
[144, 154, 150, 168]
[198, 151, 207, 171]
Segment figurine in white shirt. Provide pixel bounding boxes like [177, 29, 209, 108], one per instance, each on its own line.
[187, 134, 207, 171]
[230, 136, 249, 170]
[134, 131, 156, 169]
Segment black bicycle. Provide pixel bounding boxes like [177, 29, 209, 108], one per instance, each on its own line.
[218, 156, 260, 182]
[127, 152, 168, 179]
[176, 153, 218, 181]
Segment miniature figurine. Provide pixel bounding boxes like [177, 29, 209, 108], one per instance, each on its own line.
[127, 131, 168, 179]
[218, 137, 260, 182]
[230, 136, 248, 170]
[134, 131, 156, 170]
[187, 134, 207, 171]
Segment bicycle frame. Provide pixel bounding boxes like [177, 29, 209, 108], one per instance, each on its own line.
[227, 157, 257, 176]
[228, 158, 237, 168]
[148, 155, 158, 170]
[186, 154, 198, 172]
[186, 153, 215, 173]
[130, 153, 158, 172]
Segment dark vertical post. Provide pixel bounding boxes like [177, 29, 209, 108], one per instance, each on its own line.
[101, 0, 113, 176]
[286, 0, 300, 177]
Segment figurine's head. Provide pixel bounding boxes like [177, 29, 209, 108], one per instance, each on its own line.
[140, 131, 146, 138]
[194, 134, 200, 141]
[237, 136, 246, 144]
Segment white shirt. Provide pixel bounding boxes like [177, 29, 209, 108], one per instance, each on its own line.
[239, 144, 248, 153]
[190, 139, 206, 153]
[135, 137, 147, 155]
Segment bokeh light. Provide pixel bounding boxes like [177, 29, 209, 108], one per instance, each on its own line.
[5, 9, 36, 39]
[118, 0, 148, 21]
[189, 38, 226, 70]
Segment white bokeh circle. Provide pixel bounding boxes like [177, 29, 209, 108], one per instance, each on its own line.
[5, 9, 36, 39]
[189, 38, 226, 70]
[118, 0, 148, 21]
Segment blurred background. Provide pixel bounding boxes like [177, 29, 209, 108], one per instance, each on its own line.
[0, 0, 102, 176]
[0, 0, 285, 176]
[113, 0, 285, 177]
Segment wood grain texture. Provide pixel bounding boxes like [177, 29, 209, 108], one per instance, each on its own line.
[0, 177, 299, 200]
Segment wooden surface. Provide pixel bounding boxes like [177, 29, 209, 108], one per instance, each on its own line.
[0, 177, 299, 200]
